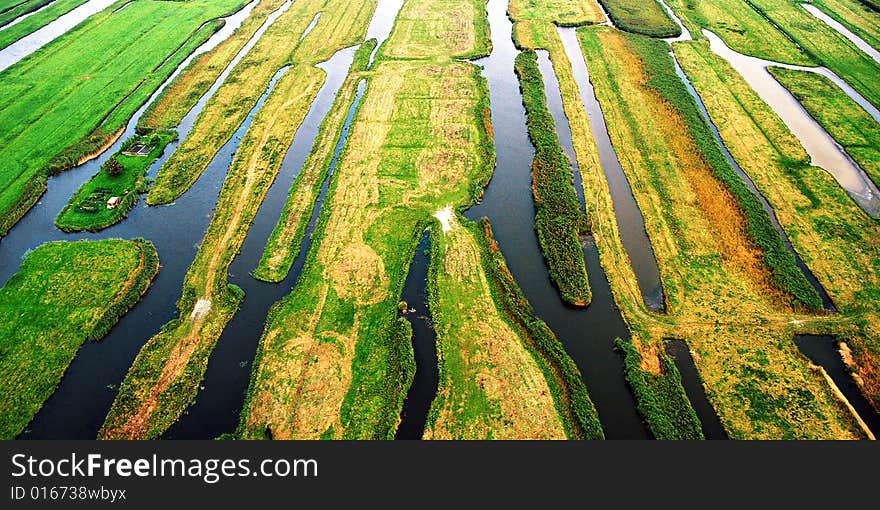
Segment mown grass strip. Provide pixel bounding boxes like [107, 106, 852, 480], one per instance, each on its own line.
[0, 238, 158, 439]
[474, 219, 604, 439]
[254, 39, 376, 282]
[597, 0, 680, 38]
[515, 49, 591, 307]
[769, 67, 880, 190]
[136, 0, 290, 134]
[507, 0, 603, 27]
[0, 0, 243, 235]
[614, 33, 826, 311]
[55, 132, 175, 232]
[615, 337, 703, 439]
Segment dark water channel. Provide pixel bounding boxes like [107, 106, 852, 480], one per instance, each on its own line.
[552, 30, 665, 312]
[164, 49, 361, 439]
[664, 339, 728, 439]
[794, 335, 880, 438]
[464, 0, 649, 439]
[395, 231, 438, 440]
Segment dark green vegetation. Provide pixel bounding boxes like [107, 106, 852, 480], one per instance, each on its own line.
[0, 238, 158, 439]
[514, 50, 591, 307]
[0, 0, 92, 50]
[0, 0, 244, 236]
[615, 337, 703, 439]
[769, 67, 880, 190]
[628, 35, 821, 310]
[55, 133, 175, 232]
[597, 0, 680, 38]
[474, 219, 604, 439]
[857, 0, 880, 11]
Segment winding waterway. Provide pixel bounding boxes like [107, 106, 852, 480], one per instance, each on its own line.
[0, 0, 116, 72]
[165, 0, 404, 437]
[464, 0, 649, 439]
[555, 27, 665, 312]
[703, 30, 880, 216]
[165, 49, 362, 439]
[801, 3, 880, 66]
[5, 0, 291, 438]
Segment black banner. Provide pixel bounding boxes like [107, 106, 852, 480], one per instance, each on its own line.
[2, 441, 877, 508]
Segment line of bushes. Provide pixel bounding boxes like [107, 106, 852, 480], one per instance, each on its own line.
[89, 238, 159, 341]
[474, 218, 604, 439]
[614, 337, 704, 439]
[515, 50, 592, 307]
[597, 0, 681, 38]
[630, 35, 822, 310]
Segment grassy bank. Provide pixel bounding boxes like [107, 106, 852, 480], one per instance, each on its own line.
[473, 219, 604, 439]
[254, 39, 376, 282]
[597, 0, 679, 38]
[515, 49, 591, 306]
[636, 34, 821, 310]
[0, 238, 158, 439]
[146, 0, 376, 205]
[576, 27, 862, 438]
[0, 0, 92, 50]
[0, 0, 245, 235]
[99, 0, 374, 440]
[508, 0, 602, 26]
[665, 0, 812, 65]
[55, 133, 175, 232]
[675, 39, 880, 421]
[615, 337, 703, 439]
[136, 0, 290, 133]
[423, 218, 568, 439]
[769, 67, 880, 189]
[239, 0, 495, 439]
[745, 0, 880, 109]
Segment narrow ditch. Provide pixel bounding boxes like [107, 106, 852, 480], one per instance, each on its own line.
[794, 334, 880, 438]
[664, 339, 728, 439]
[394, 230, 438, 440]
[555, 27, 665, 312]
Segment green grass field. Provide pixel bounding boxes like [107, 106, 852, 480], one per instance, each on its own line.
[55, 133, 175, 232]
[597, 0, 679, 37]
[0, 238, 158, 439]
[769, 67, 880, 190]
[0, 0, 245, 235]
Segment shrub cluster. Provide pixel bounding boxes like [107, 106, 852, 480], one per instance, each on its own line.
[614, 337, 704, 439]
[515, 50, 592, 306]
